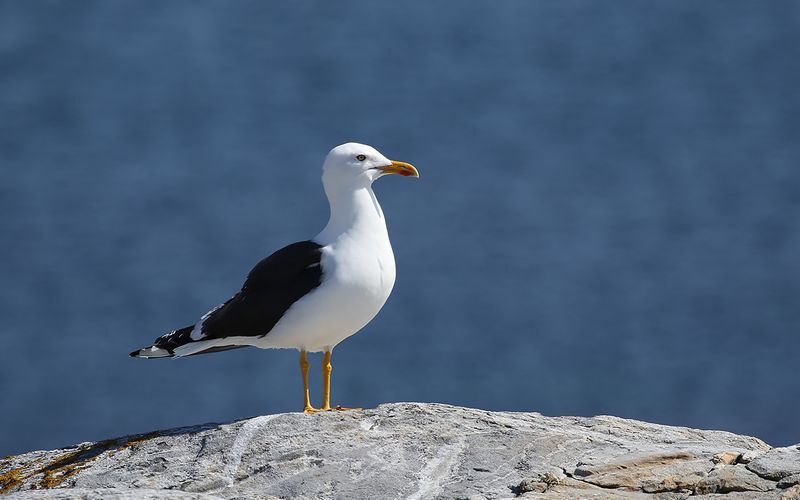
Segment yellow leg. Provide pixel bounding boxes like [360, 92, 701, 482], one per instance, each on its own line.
[321, 350, 332, 410]
[319, 350, 360, 412]
[301, 350, 360, 414]
[300, 350, 317, 413]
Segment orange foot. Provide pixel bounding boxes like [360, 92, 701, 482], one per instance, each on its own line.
[303, 405, 362, 414]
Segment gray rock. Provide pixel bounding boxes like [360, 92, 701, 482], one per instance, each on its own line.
[1, 489, 227, 499]
[747, 446, 800, 481]
[694, 465, 774, 494]
[777, 474, 800, 489]
[1, 403, 796, 499]
[781, 485, 800, 500]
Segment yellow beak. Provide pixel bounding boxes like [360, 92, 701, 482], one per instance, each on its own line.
[379, 160, 419, 178]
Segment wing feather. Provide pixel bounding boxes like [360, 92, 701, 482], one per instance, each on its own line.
[197, 240, 324, 339]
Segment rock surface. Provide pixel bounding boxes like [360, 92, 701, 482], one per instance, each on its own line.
[2, 403, 799, 499]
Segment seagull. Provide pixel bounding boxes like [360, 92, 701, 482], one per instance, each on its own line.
[130, 143, 419, 413]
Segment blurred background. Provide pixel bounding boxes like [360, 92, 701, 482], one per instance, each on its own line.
[1, 1, 799, 455]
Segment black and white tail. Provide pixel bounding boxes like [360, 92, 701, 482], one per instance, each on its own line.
[129, 325, 245, 358]
[129, 325, 195, 358]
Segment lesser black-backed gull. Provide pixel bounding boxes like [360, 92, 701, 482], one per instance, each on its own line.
[130, 143, 419, 413]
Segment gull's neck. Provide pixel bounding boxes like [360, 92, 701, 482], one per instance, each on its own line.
[315, 182, 388, 246]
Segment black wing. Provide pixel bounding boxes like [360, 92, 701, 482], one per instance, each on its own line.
[197, 240, 324, 339]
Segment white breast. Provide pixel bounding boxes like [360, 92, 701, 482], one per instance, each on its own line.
[254, 185, 396, 352]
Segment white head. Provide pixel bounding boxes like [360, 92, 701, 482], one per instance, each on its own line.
[322, 143, 419, 192]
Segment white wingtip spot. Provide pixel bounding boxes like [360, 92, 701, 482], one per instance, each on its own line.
[136, 346, 172, 358]
[190, 326, 203, 341]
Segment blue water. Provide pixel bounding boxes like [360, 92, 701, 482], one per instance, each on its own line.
[1, 2, 799, 455]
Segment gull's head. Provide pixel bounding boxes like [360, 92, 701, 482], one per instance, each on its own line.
[322, 143, 419, 190]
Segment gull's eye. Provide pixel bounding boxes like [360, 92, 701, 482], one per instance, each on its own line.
[356, 154, 367, 161]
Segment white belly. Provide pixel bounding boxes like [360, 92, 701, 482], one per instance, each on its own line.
[254, 236, 396, 352]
